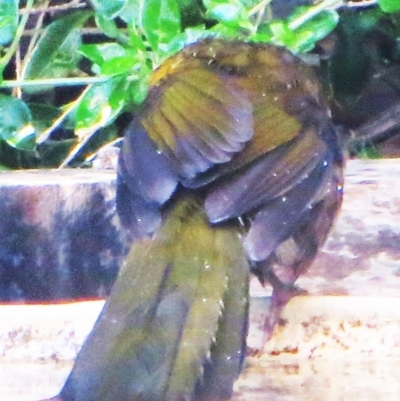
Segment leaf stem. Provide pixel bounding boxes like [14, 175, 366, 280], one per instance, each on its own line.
[288, 0, 344, 30]
[19, 0, 50, 92]
[18, 0, 88, 15]
[287, 0, 379, 32]
[248, 0, 273, 17]
[0, 0, 34, 72]
[0, 75, 139, 88]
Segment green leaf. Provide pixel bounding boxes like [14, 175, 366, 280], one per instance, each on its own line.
[119, 0, 141, 24]
[79, 43, 142, 75]
[208, 3, 243, 22]
[23, 11, 92, 91]
[0, 95, 36, 150]
[288, 10, 339, 53]
[204, 0, 252, 30]
[140, 0, 181, 52]
[0, 0, 18, 45]
[94, 13, 121, 38]
[74, 77, 129, 137]
[259, 8, 339, 53]
[90, 0, 128, 19]
[379, 0, 400, 13]
[262, 20, 296, 47]
[128, 78, 149, 105]
[157, 25, 209, 58]
[28, 103, 62, 136]
[128, 27, 148, 52]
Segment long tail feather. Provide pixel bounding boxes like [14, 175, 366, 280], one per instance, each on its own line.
[58, 196, 248, 401]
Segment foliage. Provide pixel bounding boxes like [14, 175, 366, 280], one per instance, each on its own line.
[0, 0, 399, 168]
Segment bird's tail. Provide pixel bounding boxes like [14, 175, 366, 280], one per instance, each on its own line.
[54, 195, 249, 401]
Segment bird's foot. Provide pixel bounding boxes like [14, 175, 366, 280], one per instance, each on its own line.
[247, 284, 307, 356]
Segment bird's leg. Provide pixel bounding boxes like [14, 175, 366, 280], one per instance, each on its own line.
[249, 267, 307, 355]
[264, 279, 307, 339]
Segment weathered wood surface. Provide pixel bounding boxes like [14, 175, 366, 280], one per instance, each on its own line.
[0, 170, 127, 301]
[3, 296, 400, 400]
[0, 159, 399, 300]
[1, 159, 400, 400]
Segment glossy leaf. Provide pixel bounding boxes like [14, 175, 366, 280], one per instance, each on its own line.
[119, 0, 141, 24]
[379, 0, 400, 12]
[0, 0, 18, 45]
[0, 95, 35, 150]
[128, 78, 150, 105]
[79, 43, 142, 75]
[288, 9, 339, 53]
[23, 11, 92, 89]
[28, 103, 62, 136]
[140, 0, 181, 51]
[74, 78, 129, 137]
[204, 0, 252, 30]
[257, 9, 339, 53]
[257, 20, 292, 46]
[94, 13, 121, 38]
[157, 25, 209, 58]
[90, 0, 127, 19]
[128, 28, 148, 53]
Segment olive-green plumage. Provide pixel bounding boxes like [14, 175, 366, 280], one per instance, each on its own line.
[60, 196, 249, 401]
[52, 37, 344, 401]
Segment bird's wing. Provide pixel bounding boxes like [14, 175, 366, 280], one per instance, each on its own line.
[204, 124, 330, 222]
[141, 62, 254, 180]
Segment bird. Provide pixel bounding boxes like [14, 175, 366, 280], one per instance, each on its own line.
[47, 37, 345, 401]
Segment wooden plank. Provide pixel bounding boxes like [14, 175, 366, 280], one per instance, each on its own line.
[0, 159, 399, 299]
